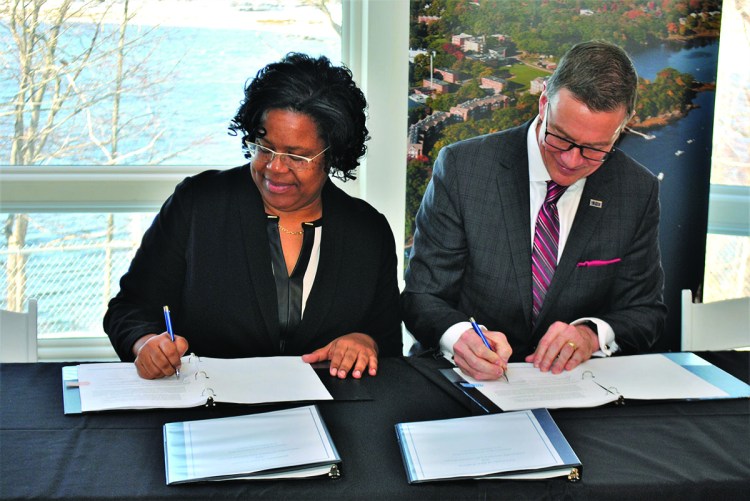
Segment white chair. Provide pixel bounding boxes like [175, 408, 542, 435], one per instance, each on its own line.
[0, 298, 38, 362]
[681, 289, 750, 351]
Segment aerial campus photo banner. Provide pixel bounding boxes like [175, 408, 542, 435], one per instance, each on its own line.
[404, 0, 722, 352]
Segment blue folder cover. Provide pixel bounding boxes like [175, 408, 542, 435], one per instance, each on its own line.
[662, 353, 750, 399]
[61, 366, 82, 415]
[530, 408, 582, 470]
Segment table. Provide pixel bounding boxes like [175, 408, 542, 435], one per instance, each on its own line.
[1, 353, 748, 499]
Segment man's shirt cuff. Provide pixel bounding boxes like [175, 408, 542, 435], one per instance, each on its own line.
[439, 321, 474, 364]
[572, 317, 619, 357]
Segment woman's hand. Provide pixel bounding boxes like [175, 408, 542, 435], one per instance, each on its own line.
[301, 333, 379, 379]
[133, 333, 189, 379]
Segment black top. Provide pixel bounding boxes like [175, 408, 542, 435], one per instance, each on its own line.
[266, 215, 322, 352]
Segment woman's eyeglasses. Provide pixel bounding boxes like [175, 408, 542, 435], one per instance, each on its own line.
[245, 140, 329, 171]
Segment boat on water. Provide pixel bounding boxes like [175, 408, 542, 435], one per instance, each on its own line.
[624, 127, 655, 140]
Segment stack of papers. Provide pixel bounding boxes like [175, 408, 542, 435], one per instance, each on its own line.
[444, 353, 750, 412]
[64, 356, 333, 413]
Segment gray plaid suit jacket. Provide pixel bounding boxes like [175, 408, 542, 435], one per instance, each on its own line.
[402, 120, 666, 359]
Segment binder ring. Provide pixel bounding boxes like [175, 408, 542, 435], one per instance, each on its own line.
[581, 370, 594, 380]
[194, 371, 209, 381]
[328, 464, 341, 479]
[567, 467, 581, 482]
[201, 387, 216, 407]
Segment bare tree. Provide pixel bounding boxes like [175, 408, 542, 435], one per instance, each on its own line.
[0, 0, 172, 310]
[301, 0, 342, 37]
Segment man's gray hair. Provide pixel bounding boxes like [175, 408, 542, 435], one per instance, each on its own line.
[546, 40, 638, 117]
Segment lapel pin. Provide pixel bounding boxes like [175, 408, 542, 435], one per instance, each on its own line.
[589, 199, 603, 208]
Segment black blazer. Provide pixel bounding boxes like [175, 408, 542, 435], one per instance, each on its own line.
[402, 121, 667, 359]
[105, 166, 402, 361]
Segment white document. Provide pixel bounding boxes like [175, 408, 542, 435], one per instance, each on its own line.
[194, 357, 334, 404]
[77, 362, 207, 412]
[75, 356, 332, 413]
[455, 353, 730, 412]
[395, 409, 580, 483]
[163, 405, 340, 484]
[577, 354, 729, 400]
[457, 364, 619, 411]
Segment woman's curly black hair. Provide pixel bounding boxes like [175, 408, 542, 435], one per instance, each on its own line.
[228, 53, 369, 181]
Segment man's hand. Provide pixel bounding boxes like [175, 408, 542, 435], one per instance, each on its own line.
[525, 321, 599, 374]
[453, 328, 512, 380]
[302, 333, 379, 379]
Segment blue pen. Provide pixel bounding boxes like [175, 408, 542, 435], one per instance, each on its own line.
[469, 317, 492, 350]
[470, 316, 509, 381]
[163, 306, 180, 377]
[163, 306, 175, 342]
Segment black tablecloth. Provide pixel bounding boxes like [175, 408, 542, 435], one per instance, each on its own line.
[1, 353, 748, 500]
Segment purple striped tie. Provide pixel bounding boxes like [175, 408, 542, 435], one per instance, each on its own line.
[532, 181, 568, 325]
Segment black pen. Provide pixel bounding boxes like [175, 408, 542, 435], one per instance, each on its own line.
[163, 306, 180, 378]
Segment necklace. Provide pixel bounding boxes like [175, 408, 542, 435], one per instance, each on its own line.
[278, 223, 304, 236]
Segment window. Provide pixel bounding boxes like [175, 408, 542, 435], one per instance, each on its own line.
[1, 0, 410, 360]
[705, 1, 750, 302]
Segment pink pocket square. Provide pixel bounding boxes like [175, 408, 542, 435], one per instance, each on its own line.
[577, 258, 622, 267]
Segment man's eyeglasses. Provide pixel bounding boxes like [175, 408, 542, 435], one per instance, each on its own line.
[543, 107, 615, 162]
[245, 140, 329, 170]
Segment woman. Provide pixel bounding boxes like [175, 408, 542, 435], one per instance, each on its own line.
[104, 53, 402, 379]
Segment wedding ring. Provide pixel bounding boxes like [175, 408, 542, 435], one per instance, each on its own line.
[567, 341, 577, 350]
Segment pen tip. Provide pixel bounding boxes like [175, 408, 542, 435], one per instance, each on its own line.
[469, 316, 476, 322]
[163, 305, 169, 312]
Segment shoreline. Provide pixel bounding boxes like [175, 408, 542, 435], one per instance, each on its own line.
[629, 105, 699, 130]
[629, 82, 715, 130]
[1, 0, 339, 35]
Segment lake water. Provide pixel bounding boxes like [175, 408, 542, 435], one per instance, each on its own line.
[611, 40, 720, 350]
[143, 25, 340, 166]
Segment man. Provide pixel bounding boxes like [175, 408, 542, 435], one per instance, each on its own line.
[402, 40, 666, 380]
